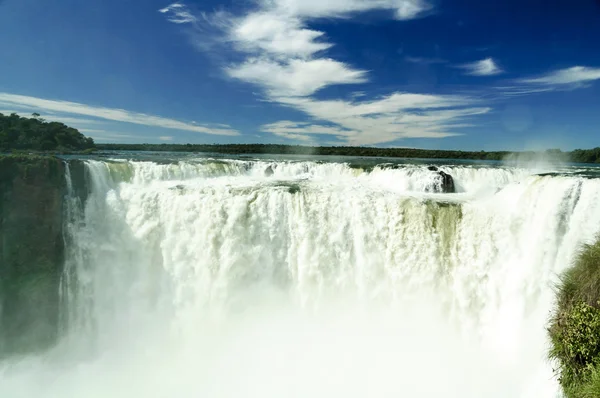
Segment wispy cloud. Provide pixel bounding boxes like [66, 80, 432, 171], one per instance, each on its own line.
[79, 128, 111, 134]
[159, 3, 197, 24]
[82, 130, 175, 143]
[1, 110, 108, 132]
[242, 0, 433, 21]
[261, 94, 488, 145]
[458, 58, 503, 76]
[262, 120, 356, 139]
[497, 66, 600, 97]
[350, 91, 367, 99]
[42, 116, 104, 126]
[494, 86, 556, 97]
[86, 132, 151, 143]
[159, 1, 495, 145]
[518, 66, 600, 87]
[0, 111, 104, 127]
[0, 93, 239, 136]
[405, 56, 447, 65]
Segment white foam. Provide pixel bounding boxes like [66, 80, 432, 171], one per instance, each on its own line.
[2, 159, 599, 398]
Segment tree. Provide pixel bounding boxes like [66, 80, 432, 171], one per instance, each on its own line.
[0, 113, 95, 152]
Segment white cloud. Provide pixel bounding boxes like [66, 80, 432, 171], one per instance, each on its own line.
[159, 3, 197, 24]
[394, 0, 433, 20]
[0, 93, 240, 136]
[79, 128, 109, 134]
[265, 0, 432, 20]
[159, 136, 174, 141]
[519, 66, 600, 86]
[159, 1, 494, 146]
[262, 120, 357, 138]
[44, 116, 104, 125]
[261, 95, 489, 145]
[0, 110, 107, 127]
[274, 92, 476, 119]
[172, 0, 434, 66]
[496, 66, 600, 98]
[227, 57, 367, 96]
[231, 13, 331, 58]
[223, 0, 432, 63]
[459, 58, 503, 76]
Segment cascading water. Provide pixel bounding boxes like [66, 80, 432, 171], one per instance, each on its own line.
[1, 156, 600, 398]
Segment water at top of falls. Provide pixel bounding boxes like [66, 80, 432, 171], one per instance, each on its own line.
[2, 154, 600, 398]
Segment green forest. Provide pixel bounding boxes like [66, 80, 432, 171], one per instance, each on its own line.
[0, 113, 95, 152]
[97, 143, 600, 164]
[1, 113, 599, 163]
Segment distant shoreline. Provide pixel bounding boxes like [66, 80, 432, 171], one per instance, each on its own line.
[3, 113, 598, 163]
[93, 143, 600, 164]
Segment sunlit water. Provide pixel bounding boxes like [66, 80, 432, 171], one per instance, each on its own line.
[2, 154, 600, 398]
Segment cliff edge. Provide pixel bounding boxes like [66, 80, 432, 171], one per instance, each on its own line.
[0, 155, 67, 355]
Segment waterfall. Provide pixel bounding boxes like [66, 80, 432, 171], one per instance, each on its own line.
[2, 158, 600, 398]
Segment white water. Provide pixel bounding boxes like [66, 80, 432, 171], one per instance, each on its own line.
[2, 158, 600, 398]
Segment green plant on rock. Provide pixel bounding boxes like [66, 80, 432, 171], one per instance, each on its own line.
[550, 301, 600, 388]
[549, 239, 600, 397]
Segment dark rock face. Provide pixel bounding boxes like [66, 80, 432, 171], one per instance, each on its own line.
[0, 156, 72, 356]
[264, 165, 274, 177]
[426, 166, 456, 193]
[438, 170, 456, 193]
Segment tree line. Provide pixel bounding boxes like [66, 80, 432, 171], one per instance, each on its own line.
[1, 113, 598, 163]
[96, 143, 600, 164]
[0, 113, 95, 152]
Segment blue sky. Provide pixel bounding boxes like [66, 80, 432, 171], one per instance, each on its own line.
[1, 0, 599, 150]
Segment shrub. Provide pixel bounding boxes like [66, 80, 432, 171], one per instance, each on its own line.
[549, 239, 600, 396]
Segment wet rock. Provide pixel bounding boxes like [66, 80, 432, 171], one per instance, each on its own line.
[0, 155, 69, 355]
[426, 166, 456, 193]
[264, 165, 274, 177]
[438, 170, 456, 193]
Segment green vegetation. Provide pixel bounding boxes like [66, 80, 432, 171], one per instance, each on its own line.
[549, 239, 600, 397]
[95, 143, 527, 160]
[0, 112, 95, 152]
[97, 143, 600, 164]
[571, 148, 600, 164]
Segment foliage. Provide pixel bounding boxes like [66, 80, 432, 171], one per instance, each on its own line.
[571, 148, 600, 164]
[550, 302, 600, 388]
[96, 143, 600, 164]
[555, 241, 600, 312]
[0, 112, 95, 152]
[96, 143, 521, 160]
[549, 239, 600, 396]
[566, 365, 600, 398]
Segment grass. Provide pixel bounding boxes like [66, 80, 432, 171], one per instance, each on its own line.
[556, 241, 600, 310]
[567, 366, 600, 398]
[549, 239, 600, 397]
